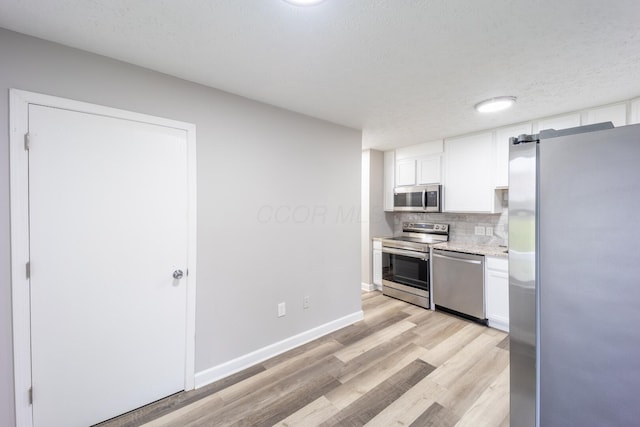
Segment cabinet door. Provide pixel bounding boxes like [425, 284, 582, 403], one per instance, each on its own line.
[383, 150, 395, 211]
[444, 132, 493, 212]
[396, 159, 416, 186]
[372, 248, 382, 287]
[495, 123, 532, 188]
[583, 103, 627, 127]
[631, 99, 640, 125]
[416, 154, 441, 185]
[486, 257, 509, 332]
[538, 113, 581, 132]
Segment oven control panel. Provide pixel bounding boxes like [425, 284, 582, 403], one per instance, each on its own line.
[404, 222, 448, 234]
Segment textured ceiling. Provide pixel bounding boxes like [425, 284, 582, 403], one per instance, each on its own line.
[1, 0, 639, 149]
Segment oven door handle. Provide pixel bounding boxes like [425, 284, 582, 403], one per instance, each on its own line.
[382, 247, 428, 260]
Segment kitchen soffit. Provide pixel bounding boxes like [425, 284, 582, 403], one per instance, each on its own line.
[0, 0, 639, 150]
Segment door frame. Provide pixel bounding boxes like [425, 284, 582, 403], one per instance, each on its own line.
[9, 89, 197, 426]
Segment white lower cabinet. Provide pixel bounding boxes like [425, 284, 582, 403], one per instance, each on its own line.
[485, 256, 509, 332]
[373, 240, 382, 287]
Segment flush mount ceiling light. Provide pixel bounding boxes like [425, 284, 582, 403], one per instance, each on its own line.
[474, 96, 517, 113]
[282, 0, 327, 5]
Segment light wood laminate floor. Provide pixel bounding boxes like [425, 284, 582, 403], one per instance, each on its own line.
[98, 291, 509, 427]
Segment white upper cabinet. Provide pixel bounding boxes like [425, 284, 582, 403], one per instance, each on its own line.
[583, 103, 627, 127]
[417, 155, 442, 185]
[395, 158, 417, 186]
[380, 100, 634, 215]
[394, 140, 443, 187]
[494, 123, 532, 188]
[395, 154, 442, 186]
[444, 132, 494, 212]
[629, 99, 640, 125]
[383, 150, 395, 212]
[537, 113, 581, 132]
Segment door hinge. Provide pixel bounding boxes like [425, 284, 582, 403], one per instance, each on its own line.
[24, 132, 30, 151]
[28, 387, 33, 405]
[26, 262, 30, 279]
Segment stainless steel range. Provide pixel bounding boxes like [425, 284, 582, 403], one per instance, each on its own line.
[379, 222, 449, 308]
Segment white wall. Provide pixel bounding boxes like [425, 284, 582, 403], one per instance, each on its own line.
[368, 150, 394, 240]
[361, 150, 393, 287]
[0, 28, 362, 426]
[361, 151, 371, 286]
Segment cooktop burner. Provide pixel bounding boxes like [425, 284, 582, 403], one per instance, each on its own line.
[380, 222, 449, 252]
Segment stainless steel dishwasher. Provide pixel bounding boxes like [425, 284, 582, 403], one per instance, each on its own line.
[432, 249, 486, 323]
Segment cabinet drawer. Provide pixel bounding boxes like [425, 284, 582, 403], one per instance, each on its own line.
[486, 256, 508, 272]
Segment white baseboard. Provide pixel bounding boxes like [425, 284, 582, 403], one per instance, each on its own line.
[361, 282, 375, 292]
[374, 283, 383, 291]
[194, 310, 364, 389]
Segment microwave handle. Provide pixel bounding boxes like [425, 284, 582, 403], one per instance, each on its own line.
[422, 190, 426, 210]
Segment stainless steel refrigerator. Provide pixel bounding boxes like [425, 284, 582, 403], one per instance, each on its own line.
[508, 122, 640, 427]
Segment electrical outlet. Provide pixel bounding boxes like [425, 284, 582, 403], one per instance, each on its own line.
[486, 227, 493, 236]
[474, 226, 486, 236]
[303, 296, 310, 309]
[277, 302, 286, 317]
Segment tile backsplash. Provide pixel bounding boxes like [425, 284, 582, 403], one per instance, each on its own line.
[394, 211, 508, 246]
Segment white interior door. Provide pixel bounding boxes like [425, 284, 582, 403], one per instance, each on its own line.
[28, 104, 189, 427]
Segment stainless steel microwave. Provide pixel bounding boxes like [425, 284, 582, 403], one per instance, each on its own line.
[394, 185, 441, 212]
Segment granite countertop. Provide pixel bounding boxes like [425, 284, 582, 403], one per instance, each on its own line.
[430, 241, 508, 258]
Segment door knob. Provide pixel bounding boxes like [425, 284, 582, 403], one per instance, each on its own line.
[173, 269, 184, 280]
